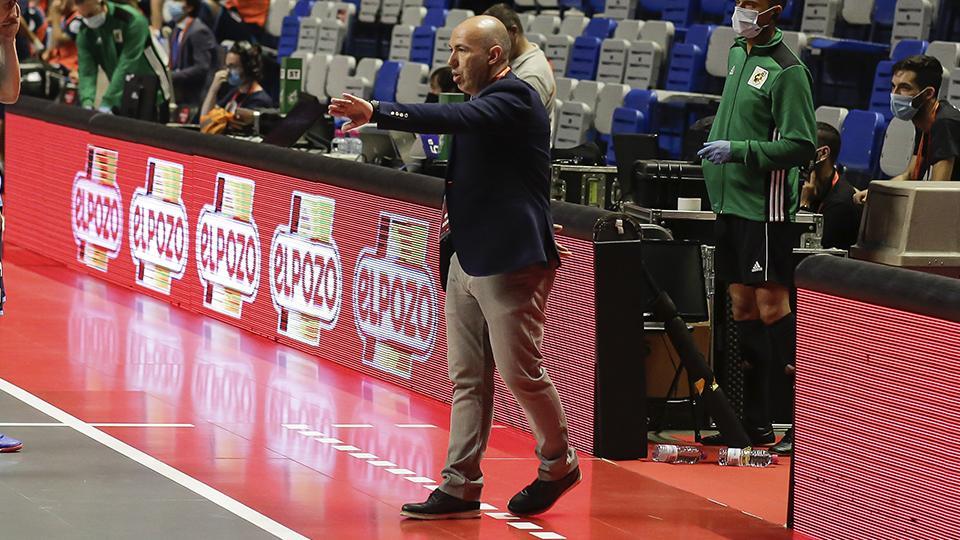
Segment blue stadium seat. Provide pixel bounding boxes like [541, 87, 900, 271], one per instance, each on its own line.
[873, 0, 898, 27]
[560, 0, 586, 13]
[662, 0, 700, 29]
[606, 90, 659, 164]
[684, 24, 714, 53]
[700, 0, 724, 17]
[839, 110, 887, 185]
[869, 60, 895, 121]
[278, 14, 302, 58]
[424, 0, 450, 8]
[638, 0, 667, 15]
[373, 61, 403, 101]
[293, 0, 312, 17]
[665, 42, 707, 92]
[891, 39, 929, 61]
[411, 26, 437, 66]
[423, 7, 447, 27]
[566, 19, 618, 80]
[584, 18, 619, 39]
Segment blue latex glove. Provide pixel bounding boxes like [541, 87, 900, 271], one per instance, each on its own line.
[97, 105, 113, 115]
[698, 140, 733, 165]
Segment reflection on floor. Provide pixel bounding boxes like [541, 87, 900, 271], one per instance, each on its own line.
[0, 244, 808, 539]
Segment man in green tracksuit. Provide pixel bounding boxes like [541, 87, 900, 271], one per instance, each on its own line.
[697, 0, 816, 450]
[75, 0, 169, 114]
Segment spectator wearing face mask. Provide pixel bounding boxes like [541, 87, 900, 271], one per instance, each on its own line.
[854, 55, 960, 205]
[200, 40, 272, 130]
[799, 122, 860, 251]
[74, 0, 169, 113]
[165, 0, 216, 108]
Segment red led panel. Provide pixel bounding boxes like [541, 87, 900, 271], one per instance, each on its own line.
[793, 288, 960, 540]
[4, 114, 597, 452]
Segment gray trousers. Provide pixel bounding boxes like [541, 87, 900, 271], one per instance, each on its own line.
[439, 254, 578, 501]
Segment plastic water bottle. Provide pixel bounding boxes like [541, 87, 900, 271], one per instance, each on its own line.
[717, 447, 779, 467]
[348, 136, 362, 155]
[651, 444, 704, 464]
[331, 136, 347, 154]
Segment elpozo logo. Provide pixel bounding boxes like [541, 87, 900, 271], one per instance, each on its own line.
[71, 146, 123, 272]
[196, 173, 261, 318]
[353, 212, 439, 379]
[129, 158, 189, 294]
[270, 192, 343, 346]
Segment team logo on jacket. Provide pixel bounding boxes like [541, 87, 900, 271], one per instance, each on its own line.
[270, 192, 343, 346]
[748, 66, 769, 89]
[196, 173, 261, 318]
[71, 146, 124, 272]
[353, 212, 439, 379]
[129, 158, 189, 294]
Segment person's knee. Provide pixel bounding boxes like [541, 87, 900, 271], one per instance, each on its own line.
[729, 285, 760, 321]
[756, 285, 791, 324]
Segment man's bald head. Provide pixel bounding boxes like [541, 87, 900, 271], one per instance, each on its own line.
[447, 16, 513, 95]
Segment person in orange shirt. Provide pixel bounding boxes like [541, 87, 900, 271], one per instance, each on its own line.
[218, 0, 266, 42]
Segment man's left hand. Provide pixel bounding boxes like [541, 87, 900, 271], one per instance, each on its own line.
[329, 93, 373, 132]
[698, 140, 733, 165]
[0, 2, 20, 42]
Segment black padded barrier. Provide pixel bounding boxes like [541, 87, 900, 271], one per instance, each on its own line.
[10, 96, 609, 241]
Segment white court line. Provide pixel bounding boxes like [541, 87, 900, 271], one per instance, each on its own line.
[0, 423, 195, 428]
[422, 484, 439, 490]
[0, 378, 307, 540]
[281, 424, 310, 430]
[296, 430, 325, 437]
[479, 503, 498, 511]
[332, 424, 373, 428]
[531, 533, 566, 539]
[485, 512, 519, 520]
[404, 477, 436, 484]
[313, 437, 343, 444]
[385, 468, 416, 476]
[349, 453, 378, 460]
[332, 445, 362, 452]
[508, 522, 542, 531]
[367, 460, 397, 467]
[395, 424, 436, 428]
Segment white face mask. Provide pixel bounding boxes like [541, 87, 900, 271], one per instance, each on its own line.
[732, 6, 774, 39]
[83, 10, 107, 29]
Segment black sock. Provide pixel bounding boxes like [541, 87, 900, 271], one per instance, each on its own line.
[735, 319, 771, 431]
[766, 312, 796, 372]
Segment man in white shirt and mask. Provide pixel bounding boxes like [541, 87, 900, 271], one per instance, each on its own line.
[484, 3, 556, 135]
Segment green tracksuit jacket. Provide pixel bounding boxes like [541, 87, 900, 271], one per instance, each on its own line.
[76, 1, 159, 110]
[703, 29, 817, 223]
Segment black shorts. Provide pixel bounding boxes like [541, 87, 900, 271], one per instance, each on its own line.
[715, 214, 795, 287]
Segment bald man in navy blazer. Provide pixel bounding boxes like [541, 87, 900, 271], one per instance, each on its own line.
[331, 15, 580, 521]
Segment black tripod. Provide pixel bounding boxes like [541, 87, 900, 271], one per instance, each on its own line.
[640, 260, 750, 449]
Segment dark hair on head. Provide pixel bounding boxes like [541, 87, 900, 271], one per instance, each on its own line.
[430, 66, 458, 93]
[892, 54, 944, 94]
[816, 122, 841, 164]
[483, 3, 523, 36]
[229, 41, 264, 83]
[184, 0, 202, 15]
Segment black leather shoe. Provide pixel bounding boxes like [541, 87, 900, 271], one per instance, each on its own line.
[507, 467, 581, 517]
[700, 425, 776, 446]
[771, 427, 793, 455]
[400, 489, 481, 520]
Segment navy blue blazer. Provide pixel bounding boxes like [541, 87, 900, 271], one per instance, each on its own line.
[374, 72, 558, 278]
[170, 18, 218, 107]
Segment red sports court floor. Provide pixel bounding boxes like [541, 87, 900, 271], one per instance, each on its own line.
[0, 244, 812, 539]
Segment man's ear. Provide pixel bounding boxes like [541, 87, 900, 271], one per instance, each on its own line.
[758, 4, 783, 25]
[816, 146, 830, 164]
[489, 44, 503, 66]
